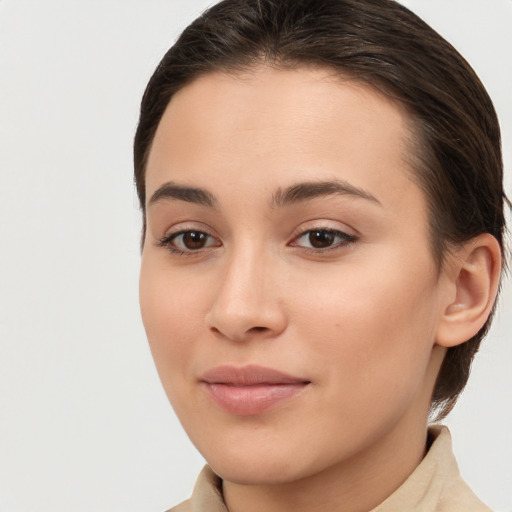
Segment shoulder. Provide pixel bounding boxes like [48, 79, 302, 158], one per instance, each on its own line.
[165, 498, 192, 512]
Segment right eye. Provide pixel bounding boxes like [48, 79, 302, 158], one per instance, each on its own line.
[159, 230, 221, 254]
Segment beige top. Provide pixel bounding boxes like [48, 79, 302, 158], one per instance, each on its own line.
[168, 426, 491, 512]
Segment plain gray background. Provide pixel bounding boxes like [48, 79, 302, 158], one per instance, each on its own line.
[0, 1, 510, 511]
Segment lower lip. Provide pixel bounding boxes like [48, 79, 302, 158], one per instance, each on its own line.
[203, 382, 308, 415]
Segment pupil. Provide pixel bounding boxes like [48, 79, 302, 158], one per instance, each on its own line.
[309, 230, 335, 248]
[183, 231, 206, 249]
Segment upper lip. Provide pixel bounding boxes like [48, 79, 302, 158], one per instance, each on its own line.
[200, 364, 310, 386]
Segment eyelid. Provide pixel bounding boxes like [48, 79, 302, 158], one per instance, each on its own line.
[157, 223, 222, 255]
[288, 224, 358, 251]
[157, 221, 218, 242]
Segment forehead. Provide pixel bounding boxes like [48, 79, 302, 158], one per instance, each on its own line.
[145, 65, 422, 214]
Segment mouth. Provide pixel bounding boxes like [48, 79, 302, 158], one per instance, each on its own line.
[200, 364, 311, 415]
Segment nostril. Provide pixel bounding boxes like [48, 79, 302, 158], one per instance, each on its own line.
[249, 326, 268, 333]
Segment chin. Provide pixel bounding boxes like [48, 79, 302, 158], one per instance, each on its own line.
[209, 457, 306, 486]
[196, 433, 335, 486]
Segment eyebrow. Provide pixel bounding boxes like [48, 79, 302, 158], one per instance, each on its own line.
[148, 181, 217, 208]
[148, 178, 381, 210]
[271, 179, 382, 208]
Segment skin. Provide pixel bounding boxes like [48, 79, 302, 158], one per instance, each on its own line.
[139, 66, 497, 512]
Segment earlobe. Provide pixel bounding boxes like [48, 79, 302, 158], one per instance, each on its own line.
[436, 234, 502, 348]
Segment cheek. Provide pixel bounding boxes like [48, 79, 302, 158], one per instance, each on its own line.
[289, 256, 439, 396]
[139, 260, 207, 381]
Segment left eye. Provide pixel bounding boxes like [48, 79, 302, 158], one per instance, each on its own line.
[292, 229, 356, 250]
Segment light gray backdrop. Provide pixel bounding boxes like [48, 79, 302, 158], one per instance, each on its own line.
[0, 1, 510, 511]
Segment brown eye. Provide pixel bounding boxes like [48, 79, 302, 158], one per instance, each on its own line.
[308, 230, 336, 248]
[292, 228, 357, 251]
[160, 230, 220, 254]
[181, 231, 208, 250]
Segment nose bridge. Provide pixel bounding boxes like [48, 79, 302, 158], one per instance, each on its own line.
[206, 238, 285, 340]
[223, 242, 264, 302]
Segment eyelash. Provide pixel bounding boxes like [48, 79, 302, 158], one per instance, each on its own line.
[158, 227, 357, 256]
[158, 229, 219, 256]
[290, 228, 357, 252]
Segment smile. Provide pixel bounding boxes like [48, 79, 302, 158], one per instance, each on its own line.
[200, 365, 311, 415]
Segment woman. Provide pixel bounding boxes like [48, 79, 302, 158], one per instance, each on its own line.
[134, 0, 508, 510]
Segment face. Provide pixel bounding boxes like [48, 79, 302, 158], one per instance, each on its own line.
[139, 66, 449, 486]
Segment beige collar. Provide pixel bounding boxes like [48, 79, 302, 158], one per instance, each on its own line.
[178, 426, 490, 512]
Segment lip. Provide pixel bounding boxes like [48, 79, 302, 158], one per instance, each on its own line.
[200, 364, 310, 415]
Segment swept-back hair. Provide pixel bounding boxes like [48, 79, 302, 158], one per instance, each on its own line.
[134, 0, 509, 418]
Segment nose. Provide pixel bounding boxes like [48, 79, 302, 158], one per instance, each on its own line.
[205, 247, 287, 342]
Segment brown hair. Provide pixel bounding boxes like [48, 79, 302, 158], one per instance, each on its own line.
[134, 0, 508, 419]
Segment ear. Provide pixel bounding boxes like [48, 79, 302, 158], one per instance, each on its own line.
[436, 234, 502, 348]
